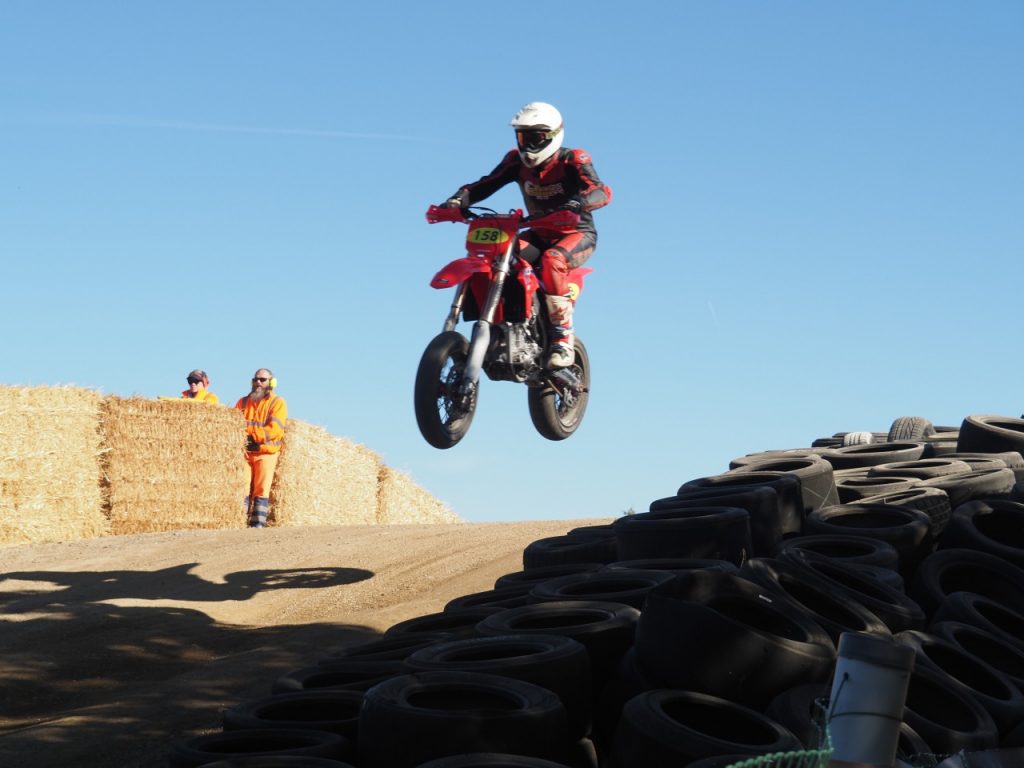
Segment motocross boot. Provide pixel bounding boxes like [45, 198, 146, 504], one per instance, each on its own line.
[250, 496, 269, 528]
[545, 293, 575, 369]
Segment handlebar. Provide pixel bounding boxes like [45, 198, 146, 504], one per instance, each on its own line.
[426, 205, 580, 231]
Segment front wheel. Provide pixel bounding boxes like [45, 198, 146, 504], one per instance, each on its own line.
[528, 337, 590, 441]
[414, 331, 476, 449]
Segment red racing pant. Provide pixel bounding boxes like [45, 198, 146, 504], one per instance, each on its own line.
[517, 229, 596, 297]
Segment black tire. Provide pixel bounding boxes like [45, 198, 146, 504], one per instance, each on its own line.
[475, 601, 640, 688]
[522, 535, 619, 570]
[167, 729, 350, 768]
[956, 414, 1024, 454]
[415, 755, 575, 768]
[818, 441, 927, 471]
[405, 634, 592, 739]
[888, 416, 936, 441]
[930, 591, 1024, 653]
[610, 690, 803, 767]
[894, 629, 1024, 735]
[195, 759, 355, 768]
[909, 548, 1024, 619]
[740, 557, 891, 644]
[835, 475, 921, 503]
[633, 571, 835, 708]
[947, 450, 1024, 481]
[357, 671, 569, 768]
[919, 467, 1017, 508]
[386, 607, 506, 640]
[415, 331, 475, 449]
[851, 563, 906, 592]
[901, 663, 999, 754]
[444, 584, 537, 612]
[272, 660, 408, 695]
[528, 337, 590, 441]
[778, 534, 900, 570]
[678, 472, 804, 537]
[320, 633, 450, 663]
[728, 456, 839, 513]
[611, 506, 752, 566]
[929, 620, 1024, 696]
[779, 548, 926, 632]
[938, 499, 1024, 568]
[223, 689, 365, 743]
[662, 485, 785, 558]
[495, 563, 605, 589]
[602, 558, 739, 576]
[727, 449, 827, 469]
[895, 722, 933, 765]
[803, 503, 934, 577]
[866, 458, 973, 480]
[528, 569, 678, 611]
[763, 683, 831, 748]
[857, 487, 953, 537]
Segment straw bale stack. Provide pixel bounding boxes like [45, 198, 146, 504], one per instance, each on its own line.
[270, 421, 381, 526]
[378, 466, 460, 525]
[100, 396, 248, 534]
[0, 385, 109, 546]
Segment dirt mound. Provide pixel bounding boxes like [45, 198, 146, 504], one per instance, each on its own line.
[0, 519, 609, 768]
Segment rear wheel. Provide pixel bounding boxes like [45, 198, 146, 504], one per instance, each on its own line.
[528, 337, 590, 441]
[415, 331, 476, 449]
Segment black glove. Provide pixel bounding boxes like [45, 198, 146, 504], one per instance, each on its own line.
[560, 197, 584, 214]
[246, 436, 259, 452]
[441, 189, 468, 209]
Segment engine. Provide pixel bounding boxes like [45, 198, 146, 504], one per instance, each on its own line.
[484, 321, 544, 382]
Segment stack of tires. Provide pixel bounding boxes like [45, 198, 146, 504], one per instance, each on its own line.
[167, 414, 1024, 768]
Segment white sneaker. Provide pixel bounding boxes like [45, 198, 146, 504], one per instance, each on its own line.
[547, 343, 574, 369]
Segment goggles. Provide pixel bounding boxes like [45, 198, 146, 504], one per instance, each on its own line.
[516, 127, 559, 152]
[187, 377, 203, 384]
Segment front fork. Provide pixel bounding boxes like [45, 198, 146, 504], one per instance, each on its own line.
[453, 242, 516, 393]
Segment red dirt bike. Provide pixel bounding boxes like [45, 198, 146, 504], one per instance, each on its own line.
[414, 205, 593, 449]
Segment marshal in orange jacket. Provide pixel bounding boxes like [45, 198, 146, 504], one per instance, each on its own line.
[181, 388, 220, 404]
[235, 393, 287, 454]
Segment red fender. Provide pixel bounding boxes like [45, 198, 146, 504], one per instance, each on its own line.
[566, 267, 594, 302]
[430, 256, 491, 289]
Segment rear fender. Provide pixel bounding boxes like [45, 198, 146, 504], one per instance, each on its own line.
[567, 267, 594, 303]
[431, 256, 491, 289]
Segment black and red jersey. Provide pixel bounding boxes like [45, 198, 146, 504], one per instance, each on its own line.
[453, 148, 612, 235]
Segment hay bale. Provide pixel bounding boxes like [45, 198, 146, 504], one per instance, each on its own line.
[271, 421, 380, 525]
[0, 385, 109, 546]
[101, 396, 248, 534]
[378, 466, 461, 525]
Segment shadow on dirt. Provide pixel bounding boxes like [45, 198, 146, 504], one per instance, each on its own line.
[0, 563, 373, 607]
[0, 565, 381, 767]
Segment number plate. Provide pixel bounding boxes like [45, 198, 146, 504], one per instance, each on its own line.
[467, 226, 511, 246]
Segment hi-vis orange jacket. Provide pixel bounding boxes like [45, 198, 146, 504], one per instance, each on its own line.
[235, 393, 287, 454]
[181, 388, 220, 404]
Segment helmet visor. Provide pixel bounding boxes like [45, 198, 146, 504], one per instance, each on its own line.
[516, 128, 557, 152]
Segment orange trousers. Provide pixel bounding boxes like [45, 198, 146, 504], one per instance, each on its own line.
[244, 452, 280, 498]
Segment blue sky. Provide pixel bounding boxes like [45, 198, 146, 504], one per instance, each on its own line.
[3, 2, 1022, 523]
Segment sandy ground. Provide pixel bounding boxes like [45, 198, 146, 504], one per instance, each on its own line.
[0, 519, 610, 768]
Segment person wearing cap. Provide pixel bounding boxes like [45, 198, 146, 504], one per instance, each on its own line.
[181, 370, 219, 404]
[235, 368, 287, 528]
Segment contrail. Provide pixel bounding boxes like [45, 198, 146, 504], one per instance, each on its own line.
[707, 300, 720, 327]
[43, 112, 445, 143]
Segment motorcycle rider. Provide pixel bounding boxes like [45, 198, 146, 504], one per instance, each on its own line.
[441, 102, 612, 368]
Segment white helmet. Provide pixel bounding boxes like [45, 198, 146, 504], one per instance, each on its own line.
[510, 102, 564, 168]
